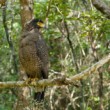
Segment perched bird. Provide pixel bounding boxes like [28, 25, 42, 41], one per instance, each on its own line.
[19, 18, 49, 102]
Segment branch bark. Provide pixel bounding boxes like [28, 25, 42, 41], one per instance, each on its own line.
[91, 0, 110, 19]
[19, 0, 33, 29]
[0, 53, 110, 89]
[17, 1, 34, 109]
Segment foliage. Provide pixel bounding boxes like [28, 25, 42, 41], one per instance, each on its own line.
[0, 0, 110, 110]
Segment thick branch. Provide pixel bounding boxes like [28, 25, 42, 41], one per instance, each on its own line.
[0, 54, 110, 88]
[91, 0, 110, 19]
[19, 0, 33, 29]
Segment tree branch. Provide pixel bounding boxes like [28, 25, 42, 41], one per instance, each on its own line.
[91, 0, 110, 19]
[2, 5, 18, 73]
[0, 54, 110, 89]
[64, 21, 79, 73]
[19, 0, 33, 29]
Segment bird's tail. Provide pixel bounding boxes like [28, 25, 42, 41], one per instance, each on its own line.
[34, 91, 45, 102]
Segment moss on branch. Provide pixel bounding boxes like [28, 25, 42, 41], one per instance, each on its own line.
[0, 54, 110, 89]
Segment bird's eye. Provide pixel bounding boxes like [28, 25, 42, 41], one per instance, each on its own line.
[37, 22, 45, 28]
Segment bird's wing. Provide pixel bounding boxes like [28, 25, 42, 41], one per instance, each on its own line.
[35, 34, 49, 79]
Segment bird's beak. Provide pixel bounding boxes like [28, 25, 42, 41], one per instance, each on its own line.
[37, 22, 45, 28]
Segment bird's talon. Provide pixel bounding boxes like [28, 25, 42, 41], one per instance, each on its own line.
[31, 78, 39, 85]
[25, 78, 32, 85]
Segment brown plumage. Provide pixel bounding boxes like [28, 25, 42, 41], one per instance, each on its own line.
[19, 19, 48, 101]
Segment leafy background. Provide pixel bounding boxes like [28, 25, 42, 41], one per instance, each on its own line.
[0, 0, 110, 110]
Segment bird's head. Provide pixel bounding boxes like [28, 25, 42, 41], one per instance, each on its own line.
[25, 18, 45, 31]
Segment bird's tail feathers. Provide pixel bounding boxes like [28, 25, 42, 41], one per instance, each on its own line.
[34, 86, 45, 102]
[34, 91, 44, 102]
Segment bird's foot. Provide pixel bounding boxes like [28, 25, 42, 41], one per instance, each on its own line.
[25, 78, 32, 85]
[25, 78, 39, 86]
[31, 78, 39, 86]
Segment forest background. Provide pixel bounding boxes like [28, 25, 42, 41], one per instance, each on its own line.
[0, 0, 110, 110]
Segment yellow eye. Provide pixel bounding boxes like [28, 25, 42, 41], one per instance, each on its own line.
[37, 22, 45, 27]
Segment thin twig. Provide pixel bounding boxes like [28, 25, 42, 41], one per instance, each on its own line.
[2, 6, 18, 73]
[64, 21, 79, 73]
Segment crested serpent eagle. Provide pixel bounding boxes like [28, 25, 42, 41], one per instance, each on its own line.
[19, 18, 49, 102]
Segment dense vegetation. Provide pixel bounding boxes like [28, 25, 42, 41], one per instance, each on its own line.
[0, 0, 110, 110]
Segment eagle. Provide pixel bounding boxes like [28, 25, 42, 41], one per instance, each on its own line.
[19, 18, 49, 102]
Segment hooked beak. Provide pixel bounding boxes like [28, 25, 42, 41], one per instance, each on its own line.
[37, 22, 48, 29]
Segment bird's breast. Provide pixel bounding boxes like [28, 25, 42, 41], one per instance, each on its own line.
[19, 42, 42, 77]
[19, 33, 48, 78]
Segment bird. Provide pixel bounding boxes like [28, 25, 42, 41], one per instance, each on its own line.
[19, 18, 49, 102]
